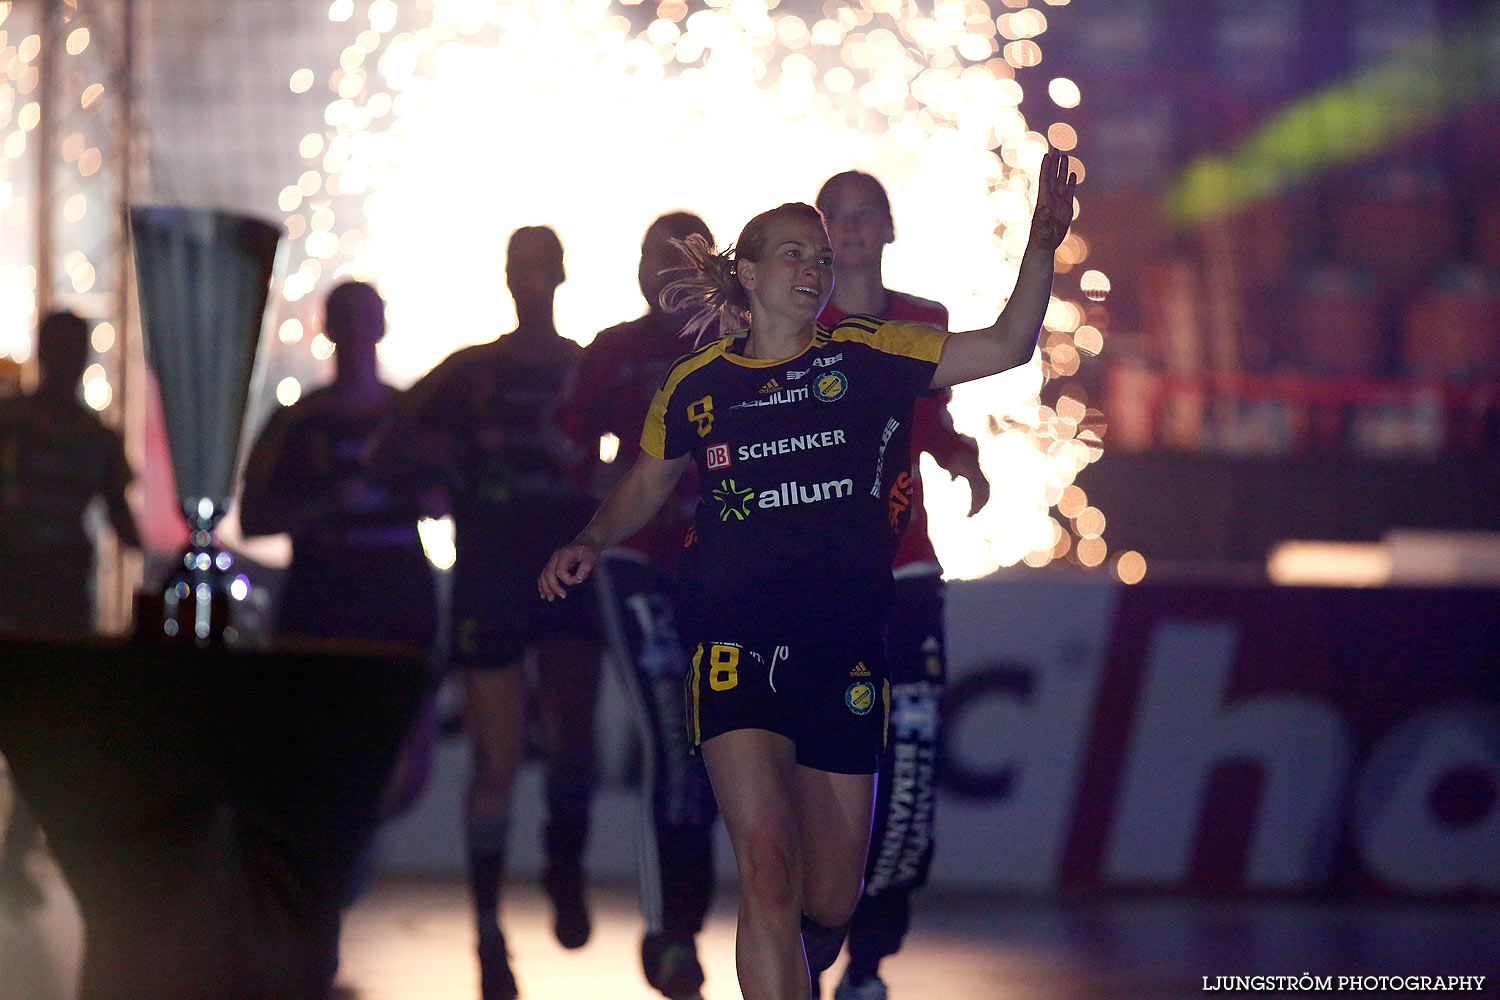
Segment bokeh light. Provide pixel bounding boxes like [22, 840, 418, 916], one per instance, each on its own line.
[1080, 267, 1110, 301]
[275, 376, 303, 406]
[90, 321, 116, 353]
[418, 516, 457, 571]
[598, 431, 621, 464]
[83, 373, 112, 411]
[1046, 121, 1077, 150]
[1115, 549, 1146, 584]
[1048, 75, 1080, 108]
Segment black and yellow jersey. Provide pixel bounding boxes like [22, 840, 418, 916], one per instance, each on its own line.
[641, 315, 948, 643]
[390, 333, 592, 534]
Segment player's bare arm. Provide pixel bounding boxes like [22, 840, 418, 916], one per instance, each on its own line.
[538, 450, 691, 600]
[932, 148, 1076, 389]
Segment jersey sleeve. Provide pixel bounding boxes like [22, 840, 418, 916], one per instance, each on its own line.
[847, 317, 947, 363]
[639, 379, 682, 460]
[830, 315, 948, 396]
[640, 342, 719, 461]
[887, 320, 946, 395]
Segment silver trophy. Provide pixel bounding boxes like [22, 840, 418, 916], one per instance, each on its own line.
[129, 205, 282, 645]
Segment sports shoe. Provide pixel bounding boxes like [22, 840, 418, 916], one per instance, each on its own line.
[477, 933, 518, 1000]
[541, 864, 591, 949]
[643, 933, 706, 1000]
[834, 969, 889, 1000]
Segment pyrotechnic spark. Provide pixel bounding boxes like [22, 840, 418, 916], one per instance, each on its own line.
[277, 0, 1117, 577]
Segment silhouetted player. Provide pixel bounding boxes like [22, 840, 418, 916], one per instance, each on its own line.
[239, 279, 442, 858]
[371, 226, 602, 1000]
[815, 170, 990, 1000]
[0, 309, 140, 632]
[559, 212, 719, 1000]
[0, 309, 140, 949]
[240, 279, 440, 652]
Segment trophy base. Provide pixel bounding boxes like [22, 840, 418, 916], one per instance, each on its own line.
[132, 542, 245, 648]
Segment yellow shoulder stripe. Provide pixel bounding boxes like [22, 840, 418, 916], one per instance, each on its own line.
[641, 338, 726, 458]
[829, 315, 947, 364]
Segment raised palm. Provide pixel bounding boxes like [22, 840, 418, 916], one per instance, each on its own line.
[1029, 148, 1077, 252]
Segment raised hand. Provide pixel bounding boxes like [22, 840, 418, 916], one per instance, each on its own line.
[1028, 148, 1077, 253]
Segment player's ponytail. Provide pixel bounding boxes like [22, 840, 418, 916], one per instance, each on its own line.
[660, 234, 748, 347]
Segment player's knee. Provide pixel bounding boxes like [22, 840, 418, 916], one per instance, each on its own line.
[468, 756, 518, 806]
[735, 836, 799, 912]
[802, 878, 862, 929]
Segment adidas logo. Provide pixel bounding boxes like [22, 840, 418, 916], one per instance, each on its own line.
[850, 661, 870, 677]
[759, 378, 781, 393]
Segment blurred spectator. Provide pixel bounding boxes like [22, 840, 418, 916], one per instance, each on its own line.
[0, 310, 141, 983]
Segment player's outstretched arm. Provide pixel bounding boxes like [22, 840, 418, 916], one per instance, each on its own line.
[933, 148, 1076, 388]
[538, 450, 691, 600]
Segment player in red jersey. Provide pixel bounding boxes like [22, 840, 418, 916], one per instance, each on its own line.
[557, 213, 720, 1000]
[541, 149, 1074, 1000]
[814, 171, 989, 1000]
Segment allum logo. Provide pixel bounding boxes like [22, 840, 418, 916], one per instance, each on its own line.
[712, 479, 754, 521]
[757, 478, 854, 508]
[731, 386, 808, 410]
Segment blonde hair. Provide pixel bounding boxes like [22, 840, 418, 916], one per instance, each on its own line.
[660, 202, 825, 346]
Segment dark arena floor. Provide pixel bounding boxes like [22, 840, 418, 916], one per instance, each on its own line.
[333, 877, 1498, 1000]
[4, 856, 1497, 1000]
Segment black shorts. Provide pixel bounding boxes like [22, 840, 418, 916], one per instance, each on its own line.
[885, 573, 946, 686]
[278, 541, 438, 651]
[684, 636, 889, 774]
[450, 509, 600, 669]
